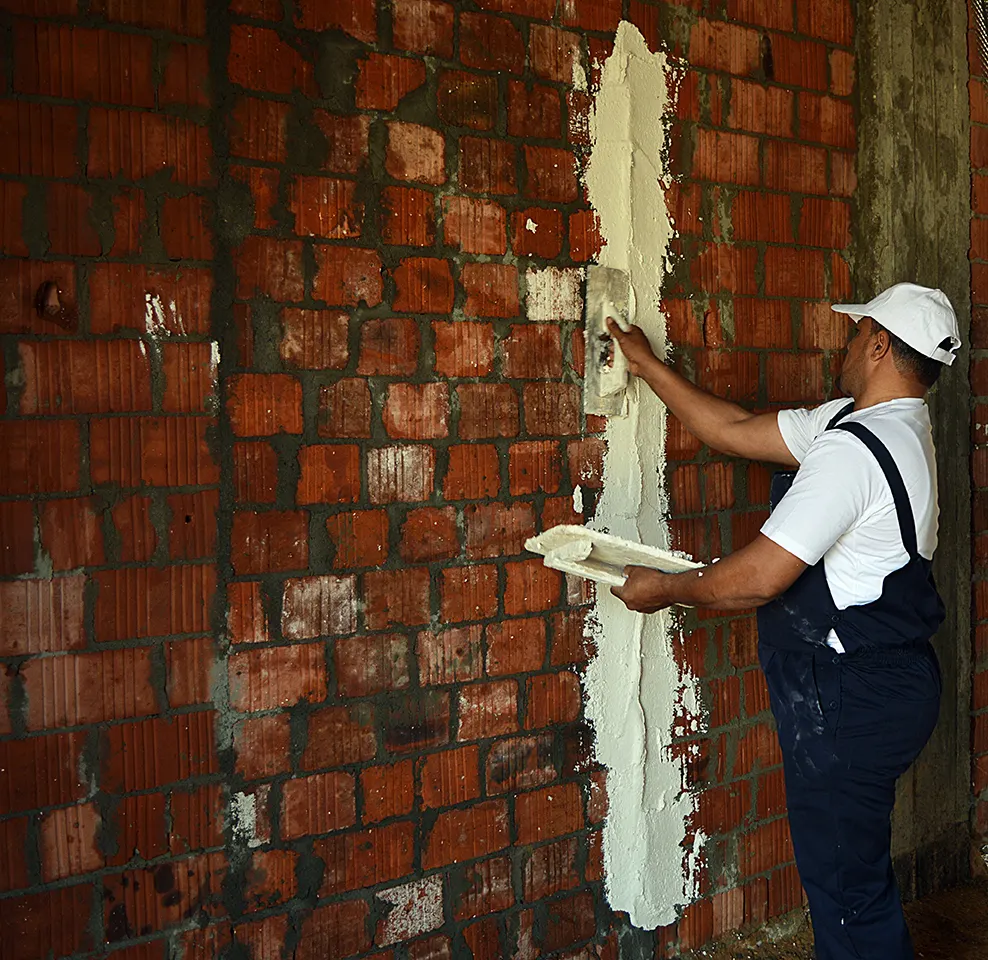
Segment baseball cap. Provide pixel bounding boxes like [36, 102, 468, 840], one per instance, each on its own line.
[831, 282, 961, 366]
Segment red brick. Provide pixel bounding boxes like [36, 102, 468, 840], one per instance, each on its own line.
[522, 836, 579, 901]
[230, 97, 290, 163]
[232, 442, 276, 504]
[505, 559, 561, 614]
[236, 235, 307, 303]
[419, 744, 482, 809]
[161, 193, 213, 259]
[440, 565, 499, 622]
[503, 324, 563, 379]
[569, 208, 602, 262]
[461, 918, 500, 960]
[515, 782, 583, 844]
[15, 22, 153, 105]
[526, 671, 581, 728]
[231, 510, 308, 574]
[458, 680, 518, 741]
[24, 647, 156, 730]
[102, 713, 216, 792]
[168, 490, 218, 560]
[692, 129, 760, 185]
[461, 262, 520, 317]
[418, 624, 484, 685]
[741, 817, 794, 877]
[160, 40, 211, 107]
[438, 70, 498, 130]
[302, 703, 377, 770]
[444, 443, 500, 500]
[88, 108, 211, 185]
[0, 180, 27, 256]
[317, 821, 415, 895]
[326, 509, 389, 569]
[726, 0, 792, 30]
[529, 24, 580, 83]
[393, 0, 455, 57]
[110, 495, 156, 562]
[508, 80, 562, 138]
[308, 112, 368, 175]
[88, 0, 205, 33]
[316, 380, 371, 439]
[243, 848, 296, 909]
[798, 0, 854, 46]
[386, 121, 446, 184]
[523, 382, 581, 435]
[423, 800, 510, 869]
[0, 500, 32, 575]
[282, 574, 357, 640]
[764, 247, 827, 298]
[93, 564, 215, 642]
[291, 176, 364, 239]
[770, 34, 829, 90]
[280, 308, 349, 369]
[166, 635, 214, 708]
[335, 634, 411, 697]
[228, 24, 315, 96]
[460, 12, 524, 72]
[234, 714, 291, 781]
[728, 80, 793, 137]
[799, 93, 855, 148]
[689, 19, 762, 75]
[0, 101, 78, 177]
[356, 316, 420, 375]
[366, 446, 432, 504]
[0, 884, 94, 960]
[0, 817, 29, 891]
[450, 854, 513, 921]
[735, 722, 784, 776]
[296, 900, 370, 960]
[464, 501, 535, 558]
[297, 444, 362, 504]
[44, 182, 99, 256]
[363, 567, 431, 629]
[383, 383, 450, 439]
[227, 373, 302, 436]
[442, 196, 506, 255]
[460, 136, 516, 194]
[560, 0, 621, 31]
[799, 196, 851, 248]
[400, 506, 460, 562]
[486, 617, 546, 675]
[830, 48, 855, 97]
[38, 802, 101, 882]
[297, 0, 376, 39]
[511, 206, 565, 258]
[162, 342, 216, 414]
[433, 321, 495, 377]
[314, 245, 384, 307]
[382, 185, 436, 246]
[37, 498, 103, 571]
[384, 690, 451, 753]
[485, 734, 555, 795]
[362, 761, 416, 823]
[357, 52, 426, 110]
[230, 643, 326, 711]
[169, 783, 225, 853]
[568, 89, 593, 146]
[508, 440, 563, 496]
[89, 263, 212, 335]
[457, 383, 520, 438]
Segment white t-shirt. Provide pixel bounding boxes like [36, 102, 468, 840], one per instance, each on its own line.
[760, 397, 939, 652]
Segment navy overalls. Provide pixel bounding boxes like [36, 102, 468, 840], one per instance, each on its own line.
[756, 403, 944, 960]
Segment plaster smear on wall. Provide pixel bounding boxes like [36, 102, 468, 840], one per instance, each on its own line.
[582, 22, 703, 929]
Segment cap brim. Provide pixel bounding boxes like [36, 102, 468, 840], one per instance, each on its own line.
[830, 303, 869, 318]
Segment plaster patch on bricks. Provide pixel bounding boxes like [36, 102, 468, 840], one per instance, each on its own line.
[582, 21, 702, 929]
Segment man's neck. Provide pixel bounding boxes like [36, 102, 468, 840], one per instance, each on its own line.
[853, 381, 926, 410]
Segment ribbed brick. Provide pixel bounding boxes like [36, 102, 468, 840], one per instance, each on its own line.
[358, 51, 427, 106]
[0, 181, 27, 256]
[461, 12, 524, 72]
[160, 40, 211, 107]
[382, 185, 436, 246]
[39, 498, 104, 571]
[515, 781, 583, 843]
[93, 416, 218, 487]
[317, 822, 415, 895]
[363, 567, 432, 629]
[460, 136, 516, 194]
[0, 731, 87, 814]
[230, 97, 290, 163]
[0, 101, 78, 177]
[357, 316, 420, 375]
[418, 624, 484, 685]
[438, 70, 498, 130]
[88, 108, 211, 185]
[228, 24, 315, 95]
[90, 263, 212, 335]
[399, 506, 460, 562]
[0, 885, 93, 960]
[297, 444, 362, 504]
[229, 643, 327, 711]
[504, 559, 561, 614]
[39, 802, 102, 882]
[443, 196, 507, 255]
[386, 121, 446, 185]
[235, 236, 305, 301]
[458, 680, 518, 741]
[326, 509, 389, 569]
[227, 581, 268, 645]
[283, 575, 357, 639]
[526, 671, 581, 728]
[486, 618, 545, 675]
[362, 761, 415, 823]
[394, 257, 454, 314]
[14, 22, 154, 105]
[295, 900, 369, 960]
[227, 373, 302, 436]
[111, 495, 156, 562]
[770, 35, 829, 90]
[367, 445, 435, 503]
[230, 510, 308, 574]
[291, 176, 364, 239]
[486, 734, 555, 794]
[393, 0, 455, 56]
[689, 18, 762, 75]
[297, 0, 376, 39]
[313, 246, 384, 307]
[693, 129, 760, 185]
[507, 80, 562, 139]
[423, 800, 510, 869]
[523, 382, 581, 436]
[161, 194, 213, 259]
[439, 565, 499, 622]
[234, 713, 291, 780]
[302, 704, 377, 770]
[529, 24, 580, 83]
[511, 206, 564, 258]
[167, 636, 214, 708]
[799, 93, 855, 148]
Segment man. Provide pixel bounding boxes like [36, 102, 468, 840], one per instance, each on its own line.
[607, 282, 961, 960]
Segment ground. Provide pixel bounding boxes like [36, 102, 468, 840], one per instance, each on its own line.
[685, 881, 988, 959]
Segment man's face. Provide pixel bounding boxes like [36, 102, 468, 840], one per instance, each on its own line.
[837, 317, 874, 397]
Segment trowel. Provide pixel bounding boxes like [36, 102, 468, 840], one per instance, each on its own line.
[584, 265, 634, 417]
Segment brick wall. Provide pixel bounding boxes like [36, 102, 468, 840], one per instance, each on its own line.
[0, 0, 878, 957]
[971, 2, 988, 869]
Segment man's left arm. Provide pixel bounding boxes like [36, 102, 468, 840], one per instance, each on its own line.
[611, 534, 807, 613]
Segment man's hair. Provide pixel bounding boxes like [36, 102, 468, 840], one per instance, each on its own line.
[870, 319, 948, 388]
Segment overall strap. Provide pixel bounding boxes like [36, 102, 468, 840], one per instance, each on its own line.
[833, 421, 919, 559]
[825, 401, 855, 430]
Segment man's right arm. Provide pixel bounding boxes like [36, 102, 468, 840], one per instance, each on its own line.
[608, 320, 799, 467]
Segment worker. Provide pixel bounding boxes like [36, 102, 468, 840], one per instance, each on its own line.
[606, 282, 961, 960]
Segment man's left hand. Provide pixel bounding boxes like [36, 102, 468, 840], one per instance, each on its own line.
[610, 565, 675, 613]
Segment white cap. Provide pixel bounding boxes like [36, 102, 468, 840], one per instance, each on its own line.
[831, 282, 961, 366]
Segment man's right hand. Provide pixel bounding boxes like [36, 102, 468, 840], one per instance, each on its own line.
[606, 318, 657, 378]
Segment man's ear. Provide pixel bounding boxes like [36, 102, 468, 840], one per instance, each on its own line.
[870, 322, 892, 361]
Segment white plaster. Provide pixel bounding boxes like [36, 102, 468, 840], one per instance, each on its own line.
[573, 484, 584, 514]
[582, 21, 701, 929]
[525, 266, 583, 324]
[230, 790, 261, 848]
[376, 876, 444, 945]
[525, 218, 538, 233]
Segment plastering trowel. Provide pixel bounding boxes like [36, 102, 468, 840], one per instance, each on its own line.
[525, 525, 700, 588]
[584, 265, 634, 417]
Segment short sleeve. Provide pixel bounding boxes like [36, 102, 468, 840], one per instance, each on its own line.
[760, 431, 873, 565]
[777, 399, 852, 464]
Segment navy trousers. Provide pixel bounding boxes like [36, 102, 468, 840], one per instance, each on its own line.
[759, 644, 941, 960]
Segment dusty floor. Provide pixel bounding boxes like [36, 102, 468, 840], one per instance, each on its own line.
[687, 881, 988, 959]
